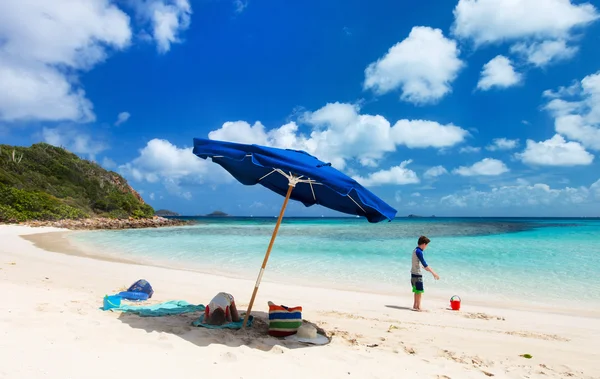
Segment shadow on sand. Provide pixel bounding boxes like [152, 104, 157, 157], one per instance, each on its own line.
[384, 305, 415, 312]
[116, 309, 330, 352]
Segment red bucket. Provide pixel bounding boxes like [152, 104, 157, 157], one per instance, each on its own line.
[450, 295, 461, 311]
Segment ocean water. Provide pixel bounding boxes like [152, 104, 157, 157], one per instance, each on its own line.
[68, 217, 600, 308]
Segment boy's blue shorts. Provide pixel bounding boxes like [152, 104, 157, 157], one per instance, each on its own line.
[411, 274, 424, 294]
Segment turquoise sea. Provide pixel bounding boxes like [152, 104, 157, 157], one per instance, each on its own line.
[69, 217, 600, 308]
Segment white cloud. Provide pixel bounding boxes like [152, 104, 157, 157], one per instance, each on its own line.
[102, 157, 117, 170]
[486, 138, 519, 151]
[452, 0, 598, 66]
[543, 81, 580, 99]
[543, 71, 600, 151]
[233, 0, 248, 14]
[128, 0, 192, 53]
[390, 120, 469, 149]
[555, 115, 600, 150]
[510, 39, 578, 67]
[0, 0, 132, 123]
[591, 179, 600, 199]
[441, 181, 593, 209]
[364, 26, 464, 105]
[394, 191, 402, 203]
[477, 55, 522, 90]
[459, 146, 481, 153]
[208, 120, 273, 145]
[149, 192, 156, 201]
[42, 127, 108, 160]
[411, 192, 422, 197]
[0, 0, 193, 124]
[423, 166, 448, 179]
[452, 0, 598, 45]
[352, 161, 419, 187]
[119, 138, 226, 198]
[115, 112, 131, 126]
[453, 158, 509, 176]
[515, 134, 594, 166]
[120, 139, 205, 183]
[208, 102, 468, 170]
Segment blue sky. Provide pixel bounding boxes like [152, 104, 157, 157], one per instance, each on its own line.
[1, 0, 600, 217]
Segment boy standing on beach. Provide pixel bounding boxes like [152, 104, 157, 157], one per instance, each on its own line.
[411, 236, 439, 311]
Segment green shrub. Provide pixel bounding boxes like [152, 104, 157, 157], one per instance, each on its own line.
[108, 210, 129, 219]
[0, 143, 155, 222]
[0, 204, 24, 223]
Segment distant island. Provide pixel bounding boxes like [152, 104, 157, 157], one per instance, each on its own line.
[206, 211, 229, 217]
[407, 214, 436, 218]
[155, 209, 180, 216]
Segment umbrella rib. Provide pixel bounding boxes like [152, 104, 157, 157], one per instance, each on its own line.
[258, 169, 277, 182]
[347, 194, 366, 214]
[212, 154, 252, 158]
[308, 179, 316, 201]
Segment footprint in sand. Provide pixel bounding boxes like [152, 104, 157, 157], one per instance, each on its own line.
[506, 331, 569, 342]
[442, 350, 469, 365]
[463, 312, 505, 321]
[442, 350, 493, 370]
[400, 342, 416, 355]
[330, 329, 358, 345]
[36, 302, 59, 312]
[169, 326, 191, 336]
[220, 352, 238, 362]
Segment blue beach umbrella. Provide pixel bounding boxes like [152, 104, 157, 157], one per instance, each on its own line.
[192, 138, 397, 327]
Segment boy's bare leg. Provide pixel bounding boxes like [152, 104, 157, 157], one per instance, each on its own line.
[414, 293, 422, 311]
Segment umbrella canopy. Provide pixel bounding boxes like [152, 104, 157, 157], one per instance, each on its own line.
[192, 138, 397, 223]
[192, 138, 397, 328]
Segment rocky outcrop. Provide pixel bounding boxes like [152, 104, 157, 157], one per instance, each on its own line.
[19, 216, 190, 230]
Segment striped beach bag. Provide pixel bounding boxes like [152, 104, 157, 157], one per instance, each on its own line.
[267, 301, 302, 337]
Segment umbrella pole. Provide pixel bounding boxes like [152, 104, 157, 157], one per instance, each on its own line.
[241, 184, 294, 329]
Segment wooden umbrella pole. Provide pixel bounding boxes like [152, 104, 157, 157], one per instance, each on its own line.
[241, 184, 294, 329]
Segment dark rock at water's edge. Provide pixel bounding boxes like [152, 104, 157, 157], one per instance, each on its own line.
[206, 211, 229, 217]
[14, 216, 190, 230]
[155, 209, 180, 216]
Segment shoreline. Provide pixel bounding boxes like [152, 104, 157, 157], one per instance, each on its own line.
[2, 224, 600, 378]
[21, 228, 600, 319]
[1, 215, 192, 230]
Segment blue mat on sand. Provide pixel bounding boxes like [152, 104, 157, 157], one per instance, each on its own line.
[110, 300, 205, 317]
[192, 314, 254, 329]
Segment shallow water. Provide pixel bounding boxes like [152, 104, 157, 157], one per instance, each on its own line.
[69, 217, 600, 307]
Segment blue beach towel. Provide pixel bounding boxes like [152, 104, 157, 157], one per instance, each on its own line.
[109, 300, 205, 317]
[192, 314, 254, 329]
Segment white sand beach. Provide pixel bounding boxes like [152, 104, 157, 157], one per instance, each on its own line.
[1, 225, 599, 379]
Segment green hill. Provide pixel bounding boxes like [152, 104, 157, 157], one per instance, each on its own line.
[0, 143, 154, 223]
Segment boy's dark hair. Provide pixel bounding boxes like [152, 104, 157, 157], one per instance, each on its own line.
[207, 308, 226, 325]
[418, 236, 430, 245]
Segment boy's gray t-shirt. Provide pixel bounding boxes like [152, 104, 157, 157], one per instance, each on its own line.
[411, 247, 428, 275]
